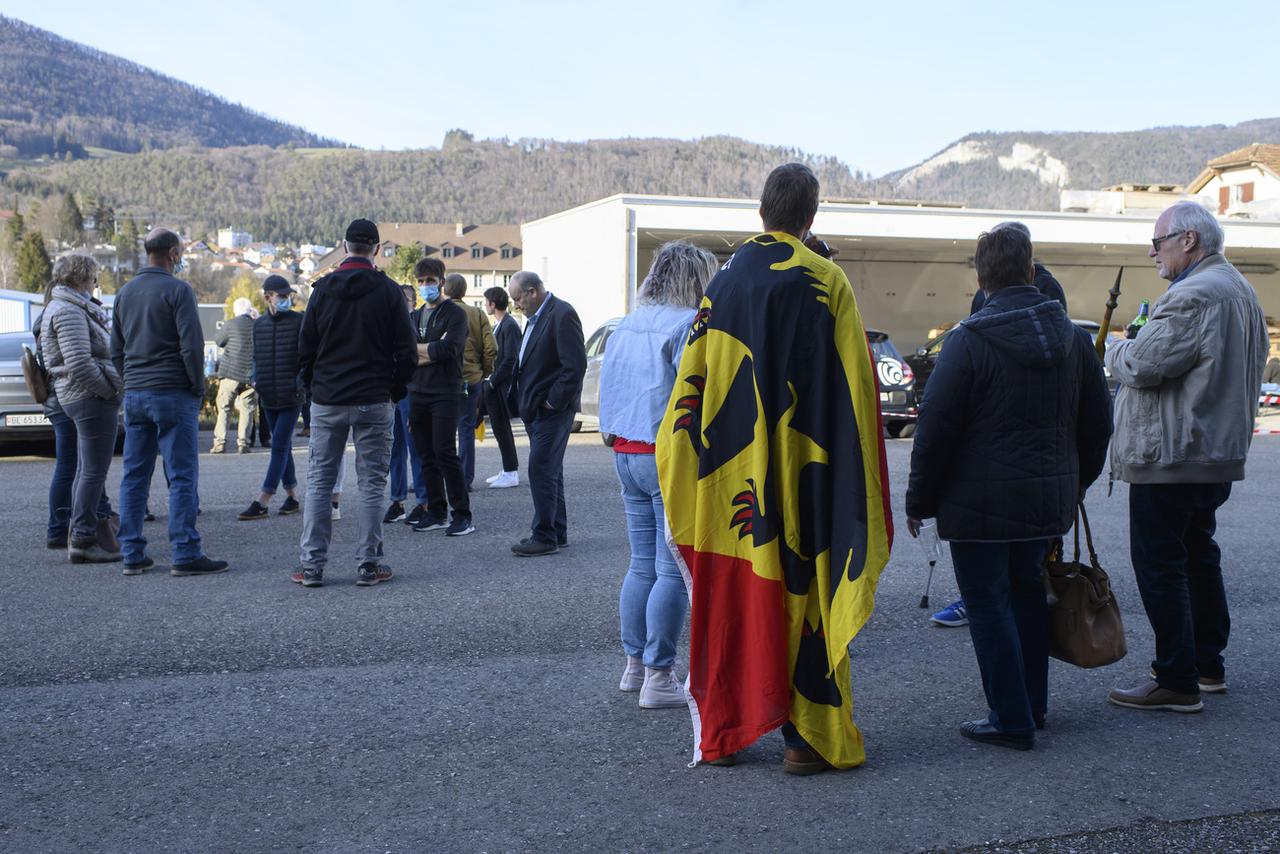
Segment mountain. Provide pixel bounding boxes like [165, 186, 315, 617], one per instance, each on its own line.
[0, 15, 339, 157]
[2, 135, 883, 243]
[889, 118, 1280, 209]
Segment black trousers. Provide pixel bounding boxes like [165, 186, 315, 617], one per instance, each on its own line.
[523, 409, 574, 544]
[1129, 482, 1232, 694]
[409, 393, 470, 521]
[950, 540, 1049, 736]
[483, 381, 519, 473]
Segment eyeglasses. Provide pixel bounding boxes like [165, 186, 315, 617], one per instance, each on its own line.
[1151, 231, 1187, 251]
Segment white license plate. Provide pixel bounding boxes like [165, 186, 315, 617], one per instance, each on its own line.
[879, 392, 891, 402]
[5, 413, 50, 427]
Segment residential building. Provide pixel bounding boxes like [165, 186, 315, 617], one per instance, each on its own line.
[1187, 144, 1280, 219]
[243, 243, 277, 266]
[216, 228, 252, 250]
[308, 223, 521, 308]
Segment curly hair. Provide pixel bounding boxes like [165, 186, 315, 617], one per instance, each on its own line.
[45, 252, 99, 304]
[637, 241, 718, 308]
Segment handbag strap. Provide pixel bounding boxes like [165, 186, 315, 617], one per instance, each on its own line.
[1070, 505, 1081, 562]
[1079, 503, 1099, 565]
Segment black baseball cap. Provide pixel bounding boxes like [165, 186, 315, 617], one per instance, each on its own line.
[344, 218, 380, 246]
[263, 274, 295, 295]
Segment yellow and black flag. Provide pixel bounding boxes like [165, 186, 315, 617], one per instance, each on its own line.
[656, 232, 893, 768]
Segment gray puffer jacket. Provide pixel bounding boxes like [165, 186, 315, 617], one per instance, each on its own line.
[41, 285, 122, 406]
[1105, 253, 1269, 484]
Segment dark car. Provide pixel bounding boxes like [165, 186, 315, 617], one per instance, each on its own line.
[867, 329, 918, 438]
[0, 331, 55, 445]
[905, 318, 1118, 403]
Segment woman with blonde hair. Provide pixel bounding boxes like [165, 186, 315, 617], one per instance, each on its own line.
[599, 241, 719, 709]
[40, 252, 124, 563]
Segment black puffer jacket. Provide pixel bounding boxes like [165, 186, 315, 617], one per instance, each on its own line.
[905, 286, 1112, 541]
[215, 313, 255, 382]
[252, 309, 304, 409]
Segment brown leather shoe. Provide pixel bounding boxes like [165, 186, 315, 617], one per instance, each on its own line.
[782, 746, 834, 776]
[1108, 680, 1203, 713]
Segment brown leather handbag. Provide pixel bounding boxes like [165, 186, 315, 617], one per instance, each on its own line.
[1043, 504, 1127, 668]
[21, 343, 50, 405]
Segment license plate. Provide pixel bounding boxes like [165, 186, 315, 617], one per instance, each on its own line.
[5, 413, 50, 427]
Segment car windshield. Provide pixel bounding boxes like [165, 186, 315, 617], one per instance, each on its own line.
[868, 334, 904, 363]
[0, 336, 32, 361]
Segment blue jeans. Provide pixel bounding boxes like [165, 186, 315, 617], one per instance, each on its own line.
[47, 406, 111, 541]
[118, 390, 203, 565]
[457, 382, 480, 488]
[389, 396, 427, 504]
[299, 402, 394, 571]
[1129, 482, 1232, 694]
[260, 406, 300, 495]
[524, 409, 573, 544]
[950, 540, 1049, 736]
[615, 452, 687, 668]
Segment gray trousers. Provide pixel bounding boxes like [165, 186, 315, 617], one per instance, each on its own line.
[299, 402, 394, 572]
[61, 395, 120, 542]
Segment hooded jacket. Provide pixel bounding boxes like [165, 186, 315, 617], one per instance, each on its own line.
[298, 257, 417, 406]
[252, 308, 304, 409]
[906, 285, 1112, 541]
[407, 298, 468, 397]
[1105, 253, 1268, 484]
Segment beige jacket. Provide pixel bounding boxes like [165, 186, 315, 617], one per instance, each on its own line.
[1105, 253, 1269, 484]
[459, 301, 496, 385]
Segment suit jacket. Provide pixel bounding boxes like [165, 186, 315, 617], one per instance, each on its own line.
[510, 294, 587, 422]
[489, 314, 521, 392]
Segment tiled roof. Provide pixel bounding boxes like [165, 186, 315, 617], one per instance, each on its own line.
[311, 223, 522, 278]
[1188, 143, 1280, 192]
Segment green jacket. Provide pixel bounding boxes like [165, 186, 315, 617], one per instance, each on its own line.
[459, 301, 496, 385]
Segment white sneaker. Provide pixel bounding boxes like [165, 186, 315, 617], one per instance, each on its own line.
[485, 472, 503, 484]
[488, 471, 519, 489]
[619, 656, 643, 692]
[639, 667, 687, 709]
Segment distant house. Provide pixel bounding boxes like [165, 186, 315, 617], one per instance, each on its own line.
[1187, 144, 1280, 219]
[243, 243, 277, 265]
[216, 228, 252, 250]
[309, 223, 521, 305]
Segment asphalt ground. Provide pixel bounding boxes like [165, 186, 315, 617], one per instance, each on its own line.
[2, 430, 1278, 853]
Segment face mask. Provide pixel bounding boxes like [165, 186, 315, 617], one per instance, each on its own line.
[274, 296, 291, 311]
[419, 285, 440, 303]
[172, 257, 187, 275]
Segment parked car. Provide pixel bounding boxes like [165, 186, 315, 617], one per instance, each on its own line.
[577, 317, 620, 433]
[866, 329, 918, 438]
[905, 318, 1120, 403]
[0, 331, 55, 445]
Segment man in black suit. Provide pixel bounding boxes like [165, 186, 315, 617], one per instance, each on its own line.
[482, 285, 521, 488]
[506, 272, 587, 556]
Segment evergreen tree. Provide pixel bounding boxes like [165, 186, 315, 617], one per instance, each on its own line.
[4, 211, 23, 244]
[16, 230, 51, 292]
[113, 217, 139, 273]
[56, 192, 84, 245]
[386, 243, 423, 284]
[94, 201, 115, 241]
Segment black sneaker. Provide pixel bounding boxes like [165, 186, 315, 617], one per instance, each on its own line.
[520, 535, 568, 549]
[446, 517, 475, 536]
[413, 515, 447, 533]
[278, 496, 301, 516]
[290, 568, 323, 587]
[47, 537, 67, 550]
[404, 504, 428, 526]
[144, 509, 156, 522]
[356, 563, 394, 586]
[511, 538, 558, 557]
[238, 500, 269, 521]
[122, 557, 155, 577]
[383, 501, 406, 524]
[171, 556, 230, 577]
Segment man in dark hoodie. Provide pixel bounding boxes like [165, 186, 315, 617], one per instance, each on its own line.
[905, 226, 1112, 751]
[112, 228, 228, 578]
[293, 219, 417, 588]
[406, 257, 473, 536]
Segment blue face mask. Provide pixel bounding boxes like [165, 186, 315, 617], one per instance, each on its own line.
[419, 285, 440, 303]
[274, 296, 291, 311]
[172, 258, 187, 276]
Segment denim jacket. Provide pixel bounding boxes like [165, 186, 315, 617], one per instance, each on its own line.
[599, 304, 696, 444]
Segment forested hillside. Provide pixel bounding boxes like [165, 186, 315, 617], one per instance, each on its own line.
[4, 135, 886, 242]
[0, 16, 337, 157]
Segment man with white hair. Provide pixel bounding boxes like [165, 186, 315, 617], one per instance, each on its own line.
[212, 296, 257, 454]
[1106, 201, 1268, 713]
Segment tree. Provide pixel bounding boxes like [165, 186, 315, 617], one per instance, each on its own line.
[93, 200, 116, 242]
[223, 273, 267, 319]
[56, 192, 84, 246]
[16, 231, 52, 292]
[0, 212, 23, 289]
[97, 269, 118, 295]
[385, 243, 423, 284]
[113, 217, 140, 273]
[4, 211, 24, 245]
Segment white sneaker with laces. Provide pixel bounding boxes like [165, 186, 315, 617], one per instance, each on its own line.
[619, 656, 643, 692]
[489, 471, 519, 489]
[639, 666, 687, 709]
[485, 472, 503, 484]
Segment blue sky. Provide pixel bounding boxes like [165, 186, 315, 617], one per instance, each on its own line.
[8, 0, 1278, 175]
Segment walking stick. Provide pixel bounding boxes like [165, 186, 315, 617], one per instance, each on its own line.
[1096, 267, 1124, 360]
[917, 521, 942, 608]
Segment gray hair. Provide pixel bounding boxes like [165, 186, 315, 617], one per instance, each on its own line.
[45, 252, 99, 304]
[637, 241, 718, 308]
[511, 271, 543, 292]
[1164, 201, 1224, 254]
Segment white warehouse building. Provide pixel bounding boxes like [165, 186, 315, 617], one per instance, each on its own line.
[521, 194, 1280, 350]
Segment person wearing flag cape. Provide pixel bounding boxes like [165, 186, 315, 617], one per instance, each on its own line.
[656, 163, 893, 774]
